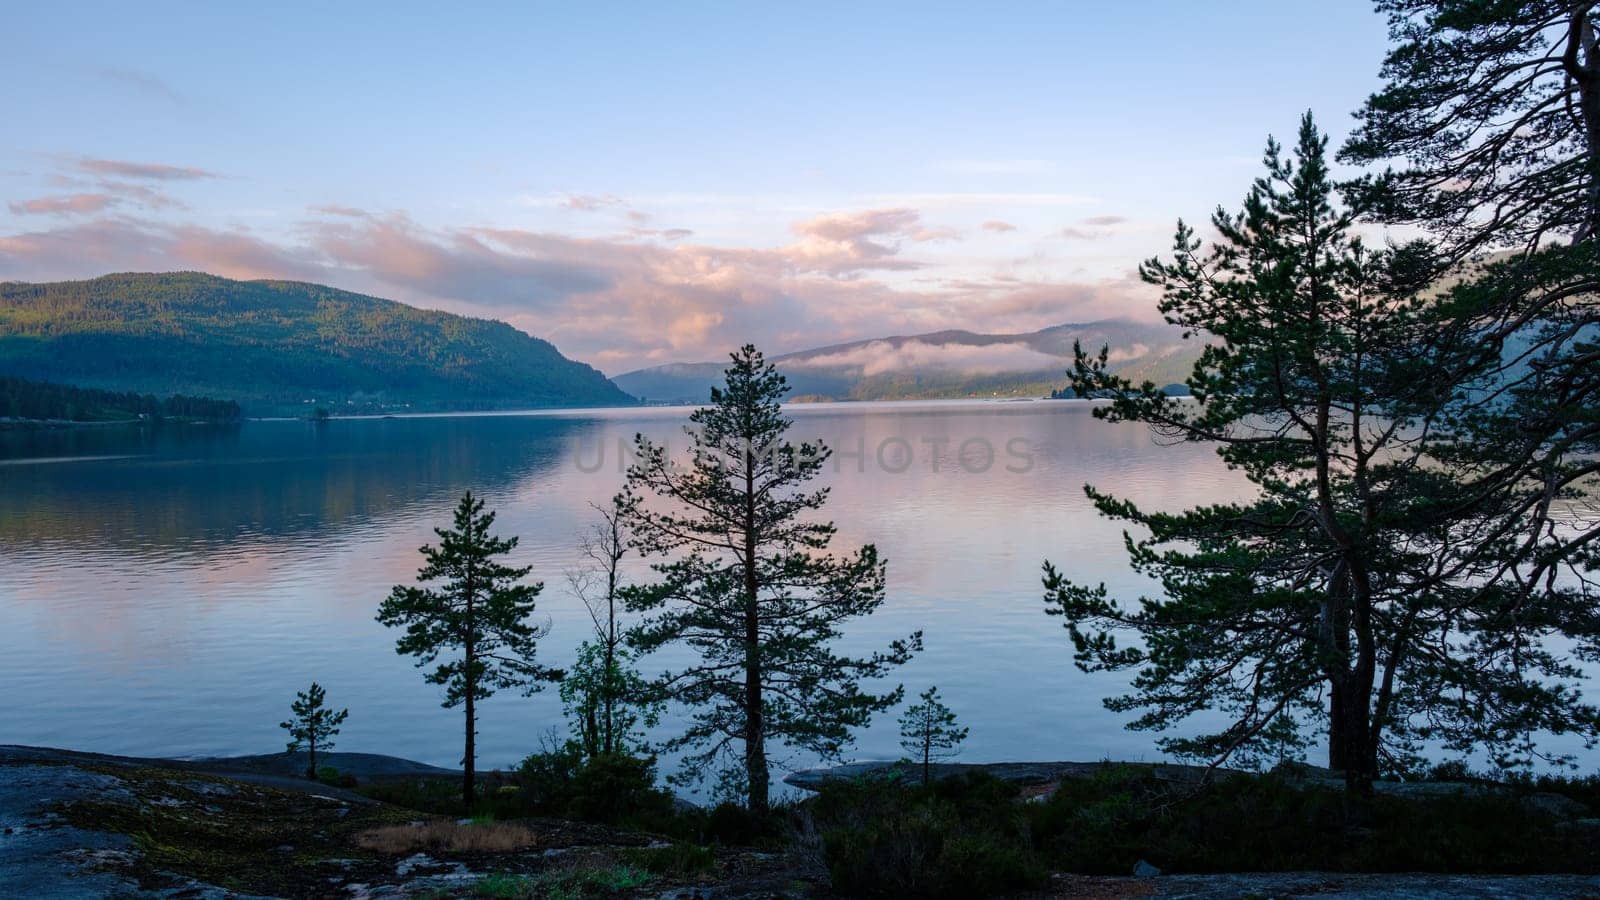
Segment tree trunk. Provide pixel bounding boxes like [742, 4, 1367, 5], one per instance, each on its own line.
[745, 669, 768, 814]
[308, 734, 318, 781]
[922, 741, 931, 786]
[1563, 7, 1600, 240]
[1328, 678, 1376, 795]
[1327, 688, 1346, 772]
[604, 542, 619, 757]
[464, 576, 477, 813]
[464, 686, 476, 812]
[743, 556, 768, 812]
[742, 446, 768, 814]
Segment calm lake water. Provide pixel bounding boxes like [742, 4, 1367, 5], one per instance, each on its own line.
[0, 400, 1285, 783]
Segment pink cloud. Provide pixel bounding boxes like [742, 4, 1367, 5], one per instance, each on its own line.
[627, 226, 694, 242]
[785, 207, 958, 273]
[310, 204, 369, 218]
[982, 220, 1018, 233]
[1056, 226, 1104, 240]
[8, 193, 120, 216]
[0, 219, 322, 282]
[72, 157, 218, 181]
[561, 193, 624, 211]
[312, 214, 613, 305]
[0, 205, 1160, 372]
[98, 181, 185, 211]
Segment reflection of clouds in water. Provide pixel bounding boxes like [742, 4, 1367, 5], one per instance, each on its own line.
[0, 402, 1256, 771]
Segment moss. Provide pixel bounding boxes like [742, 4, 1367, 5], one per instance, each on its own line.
[620, 841, 717, 876]
[48, 764, 407, 895]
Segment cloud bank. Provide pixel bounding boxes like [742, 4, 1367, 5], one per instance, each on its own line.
[793, 340, 1070, 376]
[1, 162, 1160, 371]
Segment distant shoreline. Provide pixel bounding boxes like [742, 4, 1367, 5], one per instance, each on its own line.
[0, 416, 240, 430]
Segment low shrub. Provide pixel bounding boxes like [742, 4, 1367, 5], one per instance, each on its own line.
[1028, 763, 1600, 876]
[517, 744, 584, 810]
[699, 799, 793, 848]
[812, 774, 1048, 898]
[513, 749, 677, 828]
[564, 753, 675, 825]
[359, 776, 478, 817]
[808, 763, 1600, 896]
[315, 765, 358, 788]
[360, 770, 539, 819]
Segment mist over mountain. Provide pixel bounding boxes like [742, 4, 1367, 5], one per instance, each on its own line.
[0, 272, 634, 415]
[613, 319, 1199, 403]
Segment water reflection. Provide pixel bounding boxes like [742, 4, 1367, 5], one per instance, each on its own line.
[0, 402, 1254, 779]
[0, 416, 593, 559]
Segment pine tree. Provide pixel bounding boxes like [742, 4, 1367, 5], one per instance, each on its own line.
[561, 498, 662, 759]
[377, 491, 558, 811]
[280, 682, 348, 780]
[1043, 115, 1600, 794]
[1342, 1, 1600, 247]
[1340, 0, 1600, 613]
[620, 345, 922, 812]
[898, 686, 968, 786]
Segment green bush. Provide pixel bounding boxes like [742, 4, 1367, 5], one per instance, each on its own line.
[513, 749, 675, 828]
[516, 744, 585, 810]
[813, 774, 1048, 898]
[1027, 763, 1600, 875]
[359, 776, 468, 815]
[810, 763, 1600, 895]
[315, 765, 358, 789]
[564, 753, 674, 825]
[700, 799, 792, 847]
[357, 773, 523, 818]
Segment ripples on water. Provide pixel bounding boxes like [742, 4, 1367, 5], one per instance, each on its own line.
[2, 401, 1254, 780]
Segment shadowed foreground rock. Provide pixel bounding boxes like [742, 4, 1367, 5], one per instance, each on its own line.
[0, 745, 808, 898]
[7, 746, 1600, 898]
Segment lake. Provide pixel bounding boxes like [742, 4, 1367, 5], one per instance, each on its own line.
[0, 400, 1265, 785]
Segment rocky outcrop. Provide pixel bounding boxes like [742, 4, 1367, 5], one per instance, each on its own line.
[0, 745, 811, 898]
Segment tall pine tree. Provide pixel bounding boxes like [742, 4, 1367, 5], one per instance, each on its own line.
[1043, 115, 1600, 793]
[1340, 1, 1600, 771]
[621, 345, 921, 812]
[1340, 0, 1600, 617]
[378, 491, 558, 810]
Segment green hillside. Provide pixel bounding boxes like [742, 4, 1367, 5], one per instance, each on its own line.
[0, 272, 634, 415]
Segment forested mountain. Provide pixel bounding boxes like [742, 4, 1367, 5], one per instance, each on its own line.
[0, 273, 633, 414]
[613, 319, 1197, 403]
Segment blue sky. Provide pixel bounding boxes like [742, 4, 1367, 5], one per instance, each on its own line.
[0, 1, 1391, 372]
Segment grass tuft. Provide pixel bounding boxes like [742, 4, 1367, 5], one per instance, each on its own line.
[355, 819, 538, 855]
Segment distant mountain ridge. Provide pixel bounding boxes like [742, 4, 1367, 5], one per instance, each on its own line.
[614, 319, 1199, 403]
[0, 272, 633, 415]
